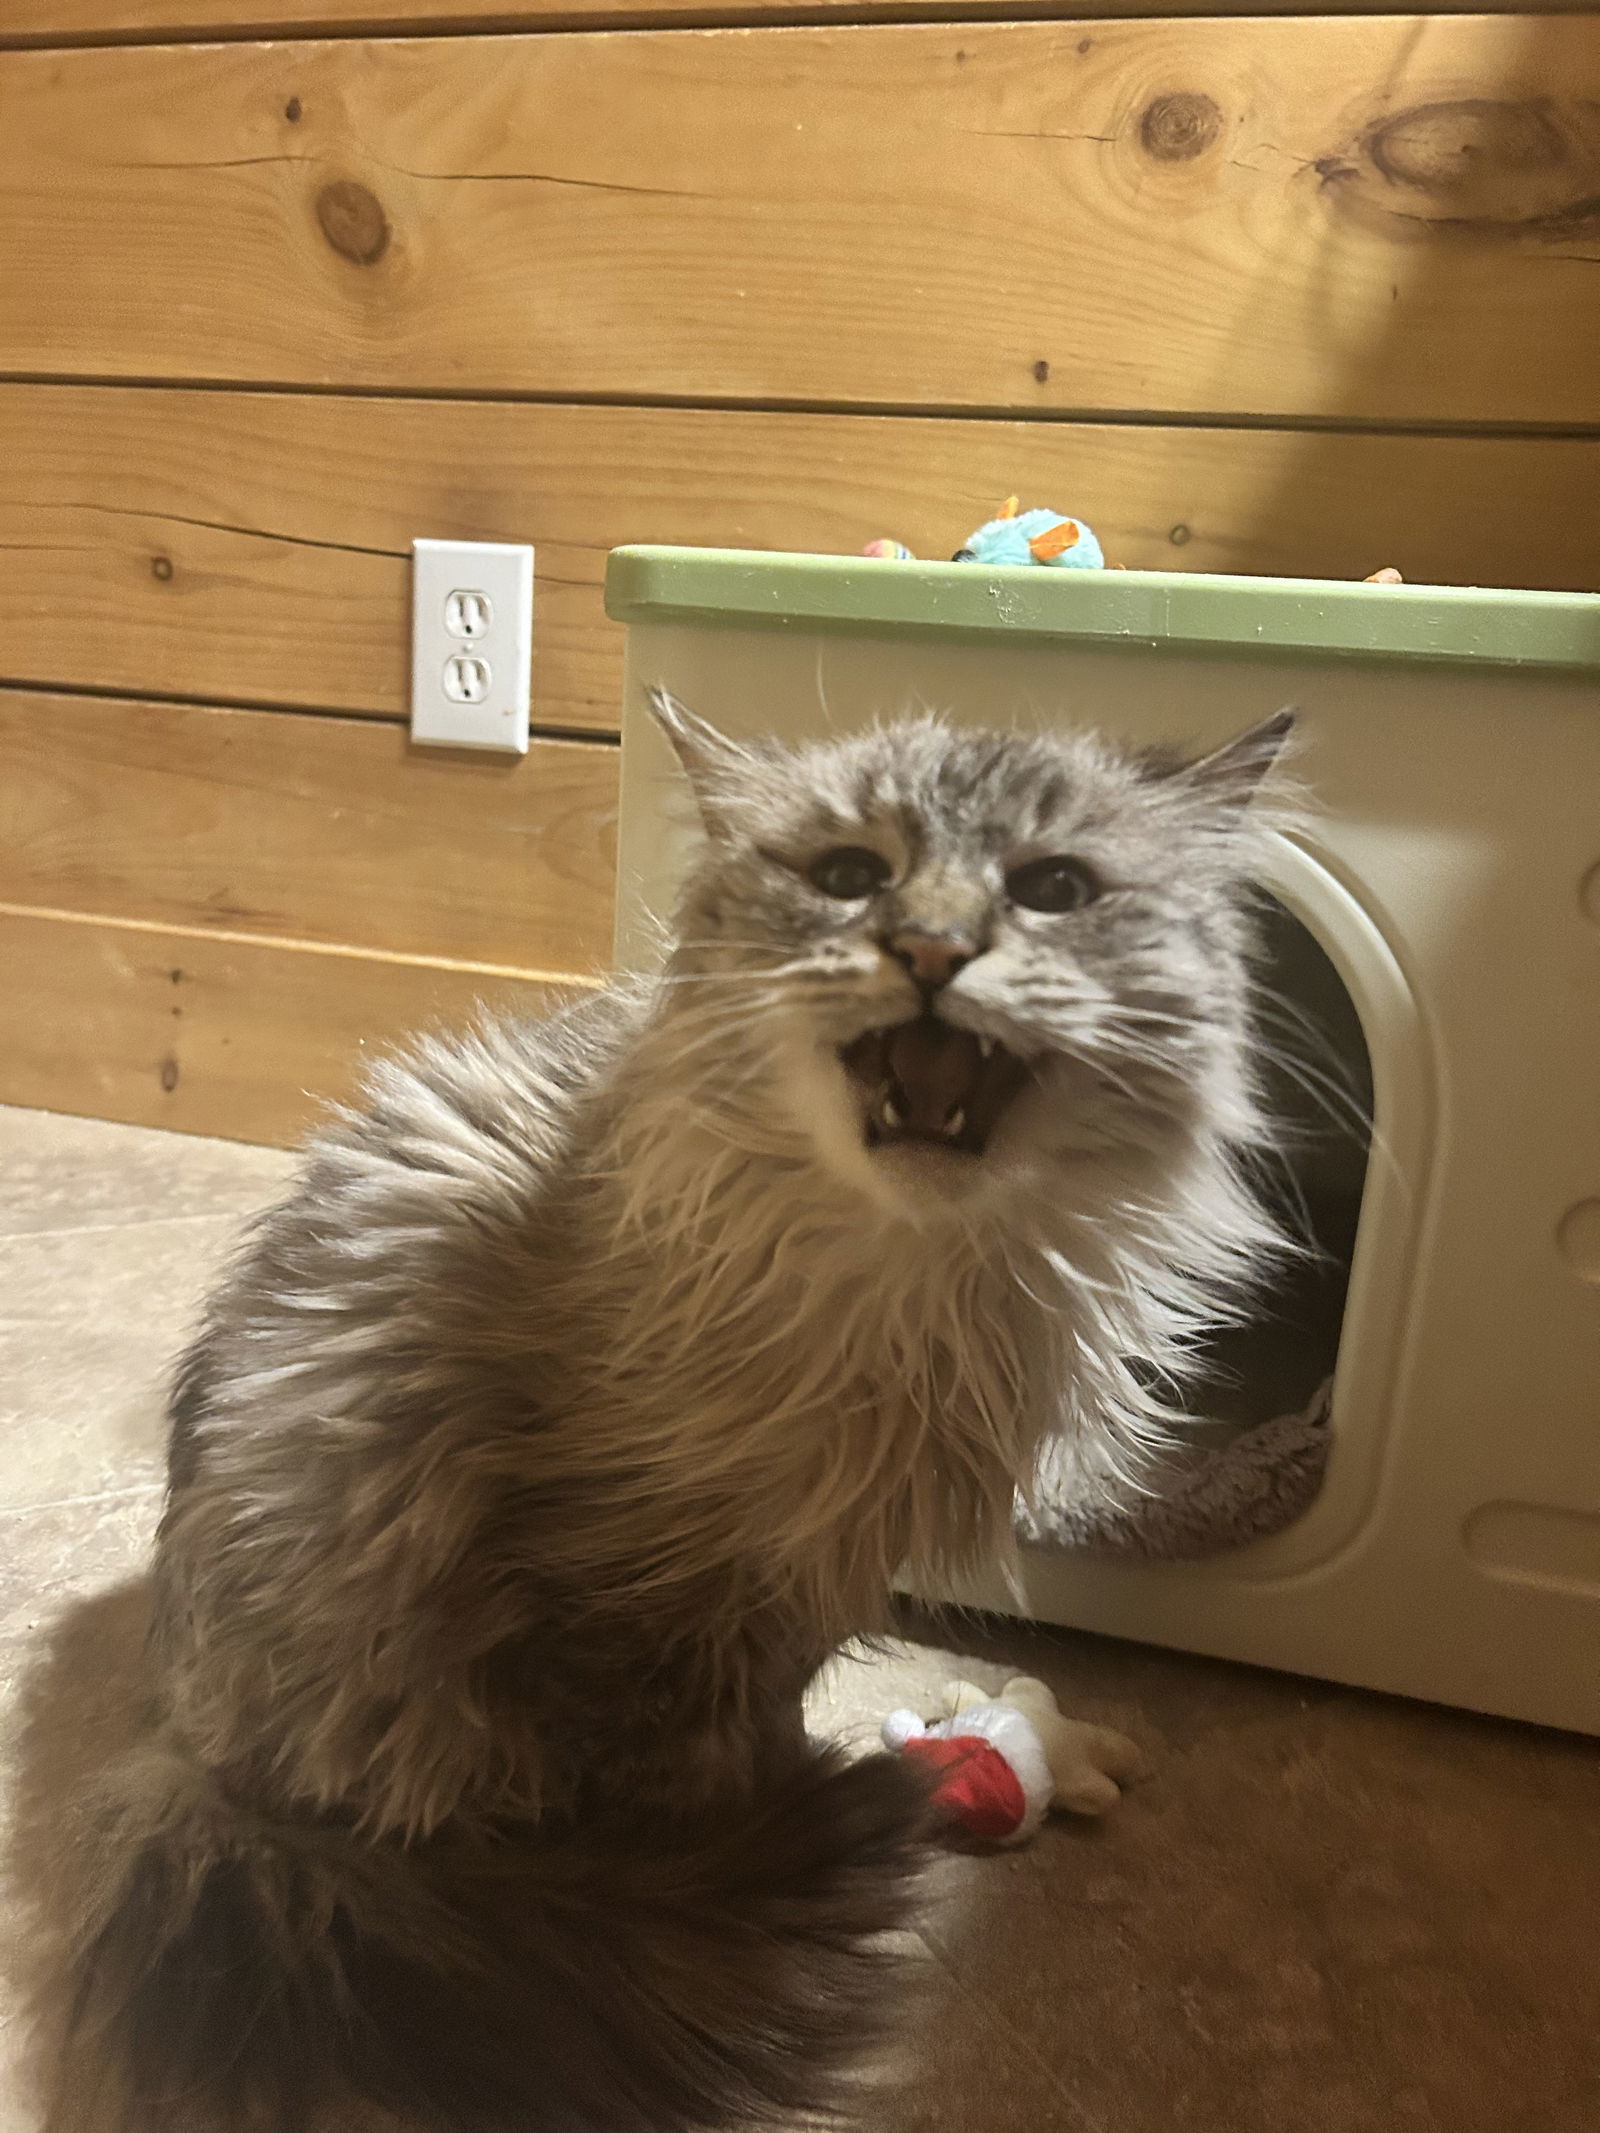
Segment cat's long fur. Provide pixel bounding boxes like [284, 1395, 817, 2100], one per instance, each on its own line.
[53, 701, 1295, 2132]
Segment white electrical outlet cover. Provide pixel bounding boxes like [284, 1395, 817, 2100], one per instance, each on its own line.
[411, 538, 534, 754]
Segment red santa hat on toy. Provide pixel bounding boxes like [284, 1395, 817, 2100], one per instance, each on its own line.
[882, 1697, 1056, 1846]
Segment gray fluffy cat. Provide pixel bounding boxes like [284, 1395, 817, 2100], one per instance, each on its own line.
[56, 694, 1295, 2132]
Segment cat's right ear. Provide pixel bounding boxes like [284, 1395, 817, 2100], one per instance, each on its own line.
[647, 687, 757, 828]
[1176, 707, 1298, 814]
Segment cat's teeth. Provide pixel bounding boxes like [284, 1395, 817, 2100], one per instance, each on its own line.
[880, 1091, 905, 1129]
[977, 1037, 994, 1059]
[942, 1107, 966, 1139]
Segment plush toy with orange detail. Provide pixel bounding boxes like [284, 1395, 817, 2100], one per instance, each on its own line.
[951, 495, 1106, 570]
[862, 500, 1405, 582]
[863, 497, 1104, 570]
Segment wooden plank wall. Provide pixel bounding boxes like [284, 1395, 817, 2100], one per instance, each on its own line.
[9, 2, 1586, 40]
[1, 3, 1596, 1143]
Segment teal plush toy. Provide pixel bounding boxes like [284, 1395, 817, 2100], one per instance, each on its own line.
[953, 495, 1104, 570]
[860, 498, 1106, 569]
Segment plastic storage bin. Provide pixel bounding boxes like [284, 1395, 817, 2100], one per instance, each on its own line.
[605, 546, 1600, 1735]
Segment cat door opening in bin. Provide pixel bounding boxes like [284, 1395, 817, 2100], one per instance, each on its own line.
[1021, 894, 1373, 1566]
[1198, 894, 1374, 1432]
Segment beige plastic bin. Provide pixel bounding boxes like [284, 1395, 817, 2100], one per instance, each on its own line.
[605, 547, 1600, 1735]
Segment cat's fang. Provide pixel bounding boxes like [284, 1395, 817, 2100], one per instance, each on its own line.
[942, 1108, 966, 1138]
[880, 1092, 906, 1129]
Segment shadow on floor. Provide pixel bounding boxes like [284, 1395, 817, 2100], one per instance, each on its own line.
[4, 1580, 159, 2133]
[6, 1576, 1600, 2133]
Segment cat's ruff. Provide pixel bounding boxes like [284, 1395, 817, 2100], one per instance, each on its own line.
[50, 699, 1297, 2133]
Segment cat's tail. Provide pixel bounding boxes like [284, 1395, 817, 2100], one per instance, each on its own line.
[57, 1729, 930, 2133]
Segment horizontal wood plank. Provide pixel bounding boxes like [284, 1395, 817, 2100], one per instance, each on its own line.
[1, 20, 1598, 419]
[0, 904, 582, 1145]
[0, 689, 617, 970]
[5, 0, 1574, 42]
[0, 386, 1594, 731]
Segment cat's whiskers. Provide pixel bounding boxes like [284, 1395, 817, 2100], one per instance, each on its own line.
[1247, 1004, 1377, 1141]
[1036, 1029, 1177, 1111]
[1239, 998, 1406, 1203]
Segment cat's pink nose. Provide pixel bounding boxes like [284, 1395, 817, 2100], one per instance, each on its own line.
[885, 931, 974, 991]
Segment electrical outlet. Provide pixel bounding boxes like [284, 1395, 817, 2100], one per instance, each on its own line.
[411, 539, 534, 754]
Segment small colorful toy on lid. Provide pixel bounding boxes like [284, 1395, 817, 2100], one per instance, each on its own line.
[952, 495, 1105, 571]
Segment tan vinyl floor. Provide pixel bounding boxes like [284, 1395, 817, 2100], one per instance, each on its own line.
[1, 1103, 1596, 2133]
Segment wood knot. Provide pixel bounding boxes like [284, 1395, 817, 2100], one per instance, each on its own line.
[1032, 358, 1051, 383]
[150, 554, 173, 582]
[1368, 99, 1565, 197]
[316, 180, 390, 266]
[1331, 96, 1599, 239]
[285, 96, 302, 123]
[1139, 93, 1222, 163]
[159, 1054, 181, 1093]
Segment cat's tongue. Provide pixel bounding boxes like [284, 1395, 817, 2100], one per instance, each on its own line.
[883, 1020, 983, 1133]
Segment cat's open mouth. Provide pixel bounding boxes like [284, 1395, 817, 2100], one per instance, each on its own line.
[838, 1018, 1031, 1157]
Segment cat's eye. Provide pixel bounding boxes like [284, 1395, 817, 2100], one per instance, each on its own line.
[807, 847, 892, 900]
[1005, 855, 1102, 913]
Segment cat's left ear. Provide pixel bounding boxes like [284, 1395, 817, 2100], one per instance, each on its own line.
[646, 686, 761, 826]
[1179, 707, 1297, 813]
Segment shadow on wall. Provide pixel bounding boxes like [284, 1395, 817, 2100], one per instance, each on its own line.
[858, 16, 1600, 593]
[1234, 11, 1600, 590]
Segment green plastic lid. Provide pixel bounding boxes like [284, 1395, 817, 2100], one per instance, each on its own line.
[605, 547, 1600, 675]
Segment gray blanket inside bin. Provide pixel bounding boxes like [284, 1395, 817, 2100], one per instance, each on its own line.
[1017, 1381, 1333, 1562]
